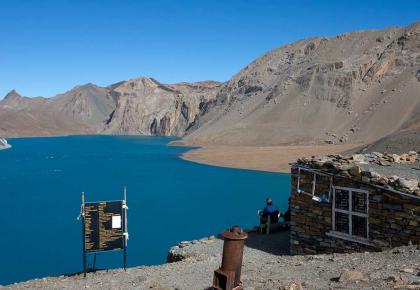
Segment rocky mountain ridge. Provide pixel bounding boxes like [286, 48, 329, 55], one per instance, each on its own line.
[184, 21, 420, 150]
[103, 78, 221, 135]
[0, 79, 221, 137]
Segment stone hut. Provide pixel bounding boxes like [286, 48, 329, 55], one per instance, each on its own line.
[290, 151, 420, 255]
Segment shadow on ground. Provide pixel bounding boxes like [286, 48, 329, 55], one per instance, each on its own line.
[243, 230, 290, 256]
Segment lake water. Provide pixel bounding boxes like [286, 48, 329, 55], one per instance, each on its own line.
[0, 136, 290, 285]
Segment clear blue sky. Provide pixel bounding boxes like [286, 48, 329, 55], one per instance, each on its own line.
[0, 0, 419, 98]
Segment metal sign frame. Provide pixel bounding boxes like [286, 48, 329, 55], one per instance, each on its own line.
[81, 188, 128, 277]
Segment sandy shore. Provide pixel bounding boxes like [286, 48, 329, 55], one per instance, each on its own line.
[177, 143, 361, 173]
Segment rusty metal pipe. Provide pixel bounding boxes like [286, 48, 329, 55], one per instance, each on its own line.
[213, 225, 248, 290]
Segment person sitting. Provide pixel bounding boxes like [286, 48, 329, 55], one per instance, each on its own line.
[262, 198, 280, 224]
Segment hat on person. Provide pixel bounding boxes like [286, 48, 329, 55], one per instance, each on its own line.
[266, 198, 273, 204]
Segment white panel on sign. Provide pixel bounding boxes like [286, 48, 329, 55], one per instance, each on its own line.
[112, 215, 121, 229]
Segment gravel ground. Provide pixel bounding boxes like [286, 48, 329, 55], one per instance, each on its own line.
[5, 231, 420, 289]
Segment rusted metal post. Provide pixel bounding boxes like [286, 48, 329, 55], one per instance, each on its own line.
[213, 225, 248, 290]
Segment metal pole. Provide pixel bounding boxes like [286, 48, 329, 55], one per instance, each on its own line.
[123, 187, 127, 271]
[93, 253, 97, 272]
[82, 192, 87, 277]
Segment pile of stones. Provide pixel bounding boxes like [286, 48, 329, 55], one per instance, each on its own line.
[296, 151, 420, 196]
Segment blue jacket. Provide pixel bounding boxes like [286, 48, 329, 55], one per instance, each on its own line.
[263, 205, 278, 215]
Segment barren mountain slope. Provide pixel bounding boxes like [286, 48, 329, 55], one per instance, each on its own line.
[361, 101, 420, 153]
[48, 83, 116, 130]
[0, 90, 91, 137]
[0, 80, 221, 137]
[103, 78, 221, 135]
[185, 22, 420, 147]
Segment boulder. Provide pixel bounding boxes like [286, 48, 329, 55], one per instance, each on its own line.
[397, 178, 419, 191]
[349, 166, 362, 177]
[352, 154, 366, 163]
[391, 154, 401, 163]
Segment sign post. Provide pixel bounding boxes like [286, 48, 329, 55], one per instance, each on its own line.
[80, 189, 128, 277]
[123, 187, 128, 271]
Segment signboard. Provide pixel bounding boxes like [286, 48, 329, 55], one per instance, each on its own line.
[80, 189, 128, 277]
[84, 201, 124, 252]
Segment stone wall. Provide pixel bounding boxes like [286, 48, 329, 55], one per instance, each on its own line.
[290, 167, 420, 255]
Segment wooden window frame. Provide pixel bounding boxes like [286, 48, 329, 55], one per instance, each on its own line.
[329, 186, 371, 245]
[297, 167, 332, 202]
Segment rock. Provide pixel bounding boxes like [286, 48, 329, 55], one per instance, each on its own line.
[336, 164, 354, 171]
[372, 239, 389, 248]
[286, 281, 303, 290]
[278, 281, 304, 290]
[200, 239, 214, 245]
[338, 270, 367, 282]
[366, 169, 381, 178]
[352, 154, 366, 163]
[401, 268, 415, 274]
[397, 178, 419, 191]
[385, 275, 399, 282]
[391, 154, 401, 163]
[378, 159, 391, 166]
[179, 241, 190, 248]
[349, 166, 362, 177]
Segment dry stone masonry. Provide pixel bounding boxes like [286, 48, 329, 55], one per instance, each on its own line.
[290, 151, 420, 255]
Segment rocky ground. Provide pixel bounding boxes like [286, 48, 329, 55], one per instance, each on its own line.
[6, 231, 420, 289]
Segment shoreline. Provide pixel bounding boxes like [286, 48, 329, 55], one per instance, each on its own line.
[177, 142, 362, 173]
[1, 134, 362, 172]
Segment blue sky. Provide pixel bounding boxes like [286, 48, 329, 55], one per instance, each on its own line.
[0, 0, 419, 98]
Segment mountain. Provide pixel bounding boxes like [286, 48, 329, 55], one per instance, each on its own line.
[0, 84, 114, 137]
[103, 78, 221, 135]
[359, 103, 420, 153]
[0, 80, 221, 137]
[49, 83, 115, 130]
[1, 22, 419, 152]
[184, 22, 420, 149]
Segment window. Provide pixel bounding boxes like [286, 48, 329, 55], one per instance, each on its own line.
[331, 187, 369, 241]
[297, 168, 332, 202]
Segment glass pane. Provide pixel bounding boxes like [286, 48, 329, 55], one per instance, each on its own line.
[335, 212, 349, 234]
[298, 170, 314, 194]
[352, 215, 367, 238]
[352, 191, 367, 213]
[335, 189, 349, 210]
[314, 174, 331, 201]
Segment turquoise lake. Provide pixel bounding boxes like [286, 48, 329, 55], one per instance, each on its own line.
[0, 136, 291, 285]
